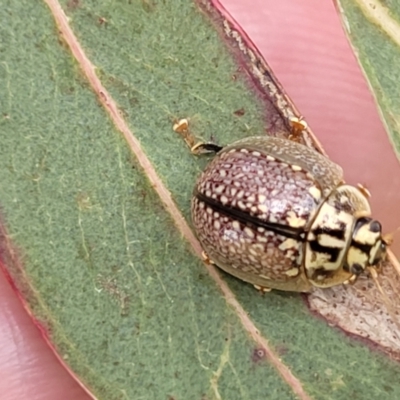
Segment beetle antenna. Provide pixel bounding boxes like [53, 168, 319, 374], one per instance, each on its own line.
[383, 226, 400, 245]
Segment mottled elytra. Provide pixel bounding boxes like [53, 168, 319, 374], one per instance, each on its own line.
[191, 136, 388, 292]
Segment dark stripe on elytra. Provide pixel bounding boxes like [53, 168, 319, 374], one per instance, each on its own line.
[308, 240, 341, 263]
[312, 225, 346, 241]
[195, 191, 305, 241]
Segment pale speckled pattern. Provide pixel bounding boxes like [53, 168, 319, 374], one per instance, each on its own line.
[196, 148, 321, 226]
[192, 138, 327, 284]
[192, 196, 303, 281]
[224, 136, 343, 192]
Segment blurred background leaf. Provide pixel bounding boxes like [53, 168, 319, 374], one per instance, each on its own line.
[336, 0, 400, 157]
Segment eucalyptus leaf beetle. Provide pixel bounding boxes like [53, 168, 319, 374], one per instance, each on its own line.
[191, 136, 387, 292]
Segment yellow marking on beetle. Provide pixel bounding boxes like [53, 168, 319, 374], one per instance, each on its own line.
[354, 224, 380, 245]
[285, 268, 300, 277]
[307, 232, 316, 241]
[228, 245, 237, 254]
[316, 204, 354, 231]
[311, 252, 331, 266]
[305, 199, 353, 274]
[286, 211, 307, 228]
[318, 234, 346, 249]
[214, 185, 225, 194]
[251, 243, 265, 252]
[306, 172, 314, 180]
[322, 188, 332, 198]
[269, 215, 278, 223]
[291, 165, 302, 172]
[305, 249, 340, 272]
[220, 195, 228, 204]
[244, 227, 255, 238]
[279, 238, 299, 251]
[271, 189, 279, 197]
[369, 240, 382, 264]
[219, 169, 227, 177]
[309, 186, 321, 201]
[232, 220, 240, 230]
[238, 201, 246, 210]
[258, 204, 268, 213]
[347, 246, 368, 267]
[340, 195, 350, 204]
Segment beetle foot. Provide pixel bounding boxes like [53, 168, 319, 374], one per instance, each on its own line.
[191, 142, 223, 155]
[201, 251, 215, 265]
[356, 183, 371, 199]
[253, 284, 272, 293]
[173, 118, 222, 155]
[288, 116, 308, 142]
[343, 275, 358, 285]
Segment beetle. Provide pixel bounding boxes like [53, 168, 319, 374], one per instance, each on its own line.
[191, 135, 388, 292]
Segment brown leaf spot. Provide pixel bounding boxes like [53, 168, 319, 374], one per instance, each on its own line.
[233, 108, 245, 117]
[251, 347, 267, 363]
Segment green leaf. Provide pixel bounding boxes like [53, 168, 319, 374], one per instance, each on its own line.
[336, 0, 400, 157]
[1, 0, 400, 399]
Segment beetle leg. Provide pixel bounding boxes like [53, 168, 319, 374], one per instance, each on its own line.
[191, 142, 223, 155]
[201, 251, 215, 265]
[288, 116, 308, 142]
[356, 183, 371, 199]
[343, 274, 358, 285]
[173, 118, 222, 155]
[253, 284, 272, 293]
